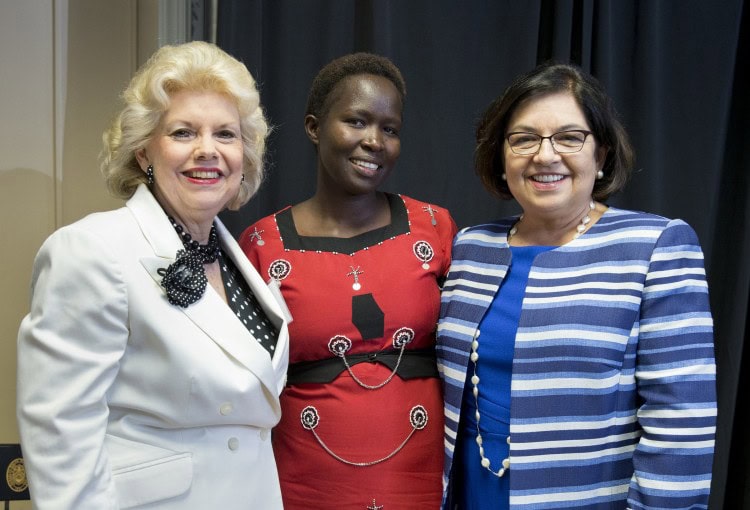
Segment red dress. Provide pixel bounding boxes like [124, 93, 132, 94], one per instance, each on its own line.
[240, 194, 456, 509]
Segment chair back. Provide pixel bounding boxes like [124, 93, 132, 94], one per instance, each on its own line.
[1, 444, 29, 502]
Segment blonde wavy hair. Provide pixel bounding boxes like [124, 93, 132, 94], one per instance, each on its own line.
[100, 41, 268, 210]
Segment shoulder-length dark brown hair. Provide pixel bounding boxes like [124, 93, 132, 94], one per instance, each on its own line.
[475, 62, 635, 201]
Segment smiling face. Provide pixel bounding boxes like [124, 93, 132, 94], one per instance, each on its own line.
[136, 90, 244, 230]
[503, 91, 606, 222]
[305, 74, 402, 197]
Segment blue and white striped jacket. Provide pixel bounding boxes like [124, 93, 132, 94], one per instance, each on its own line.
[436, 207, 716, 509]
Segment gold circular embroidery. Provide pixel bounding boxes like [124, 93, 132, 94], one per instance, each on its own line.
[6, 457, 28, 493]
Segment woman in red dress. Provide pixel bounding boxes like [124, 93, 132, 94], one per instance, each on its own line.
[240, 53, 456, 509]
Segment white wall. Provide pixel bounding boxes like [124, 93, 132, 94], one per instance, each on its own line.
[0, 1, 186, 505]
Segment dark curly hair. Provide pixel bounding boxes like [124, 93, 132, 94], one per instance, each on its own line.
[305, 52, 406, 120]
[475, 62, 634, 201]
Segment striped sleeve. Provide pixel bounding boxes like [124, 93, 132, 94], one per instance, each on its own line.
[628, 219, 716, 509]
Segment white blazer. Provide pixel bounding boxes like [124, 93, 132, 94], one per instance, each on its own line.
[17, 185, 289, 509]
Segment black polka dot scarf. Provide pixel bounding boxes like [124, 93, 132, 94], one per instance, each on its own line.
[218, 251, 279, 357]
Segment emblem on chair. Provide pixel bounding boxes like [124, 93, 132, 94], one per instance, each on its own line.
[5, 457, 27, 493]
[1, 444, 30, 501]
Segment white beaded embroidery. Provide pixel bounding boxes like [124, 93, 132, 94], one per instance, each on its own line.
[300, 404, 428, 466]
[412, 240, 434, 270]
[327, 328, 415, 390]
[268, 259, 291, 282]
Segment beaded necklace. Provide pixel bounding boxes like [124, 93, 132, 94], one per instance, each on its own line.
[471, 201, 597, 476]
[168, 216, 220, 263]
[468, 330, 511, 477]
[507, 200, 596, 243]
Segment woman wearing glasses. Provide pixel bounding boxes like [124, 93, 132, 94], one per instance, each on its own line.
[437, 63, 716, 509]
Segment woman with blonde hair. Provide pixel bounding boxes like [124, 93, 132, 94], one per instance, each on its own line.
[17, 41, 289, 509]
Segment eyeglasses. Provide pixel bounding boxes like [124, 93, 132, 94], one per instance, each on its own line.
[506, 130, 593, 155]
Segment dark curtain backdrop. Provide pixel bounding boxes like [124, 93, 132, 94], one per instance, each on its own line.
[212, 1, 749, 507]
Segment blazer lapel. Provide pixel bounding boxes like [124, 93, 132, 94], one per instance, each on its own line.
[128, 185, 285, 396]
[215, 219, 289, 394]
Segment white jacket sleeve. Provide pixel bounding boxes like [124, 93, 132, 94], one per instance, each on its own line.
[17, 225, 129, 509]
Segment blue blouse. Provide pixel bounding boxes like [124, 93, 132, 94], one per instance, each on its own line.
[454, 246, 553, 510]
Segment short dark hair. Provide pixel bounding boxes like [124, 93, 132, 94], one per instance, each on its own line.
[305, 52, 406, 120]
[475, 62, 634, 201]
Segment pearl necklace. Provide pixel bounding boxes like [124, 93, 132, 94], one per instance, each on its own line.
[508, 200, 596, 243]
[469, 330, 511, 477]
[470, 201, 597, 476]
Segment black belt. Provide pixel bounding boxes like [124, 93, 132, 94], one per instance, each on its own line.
[287, 347, 439, 385]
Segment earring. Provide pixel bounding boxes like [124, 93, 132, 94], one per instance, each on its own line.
[241, 173, 245, 183]
[596, 170, 604, 180]
[146, 165, 154, 186]
[501, 173, 507, 181]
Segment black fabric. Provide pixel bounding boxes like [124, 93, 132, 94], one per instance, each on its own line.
[351, 293, 385, 340]
[218, 251, 278, 356]
[276, 193, 409, 253]
[214, 1, 750, 506]
[287, 347, 439, 385]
